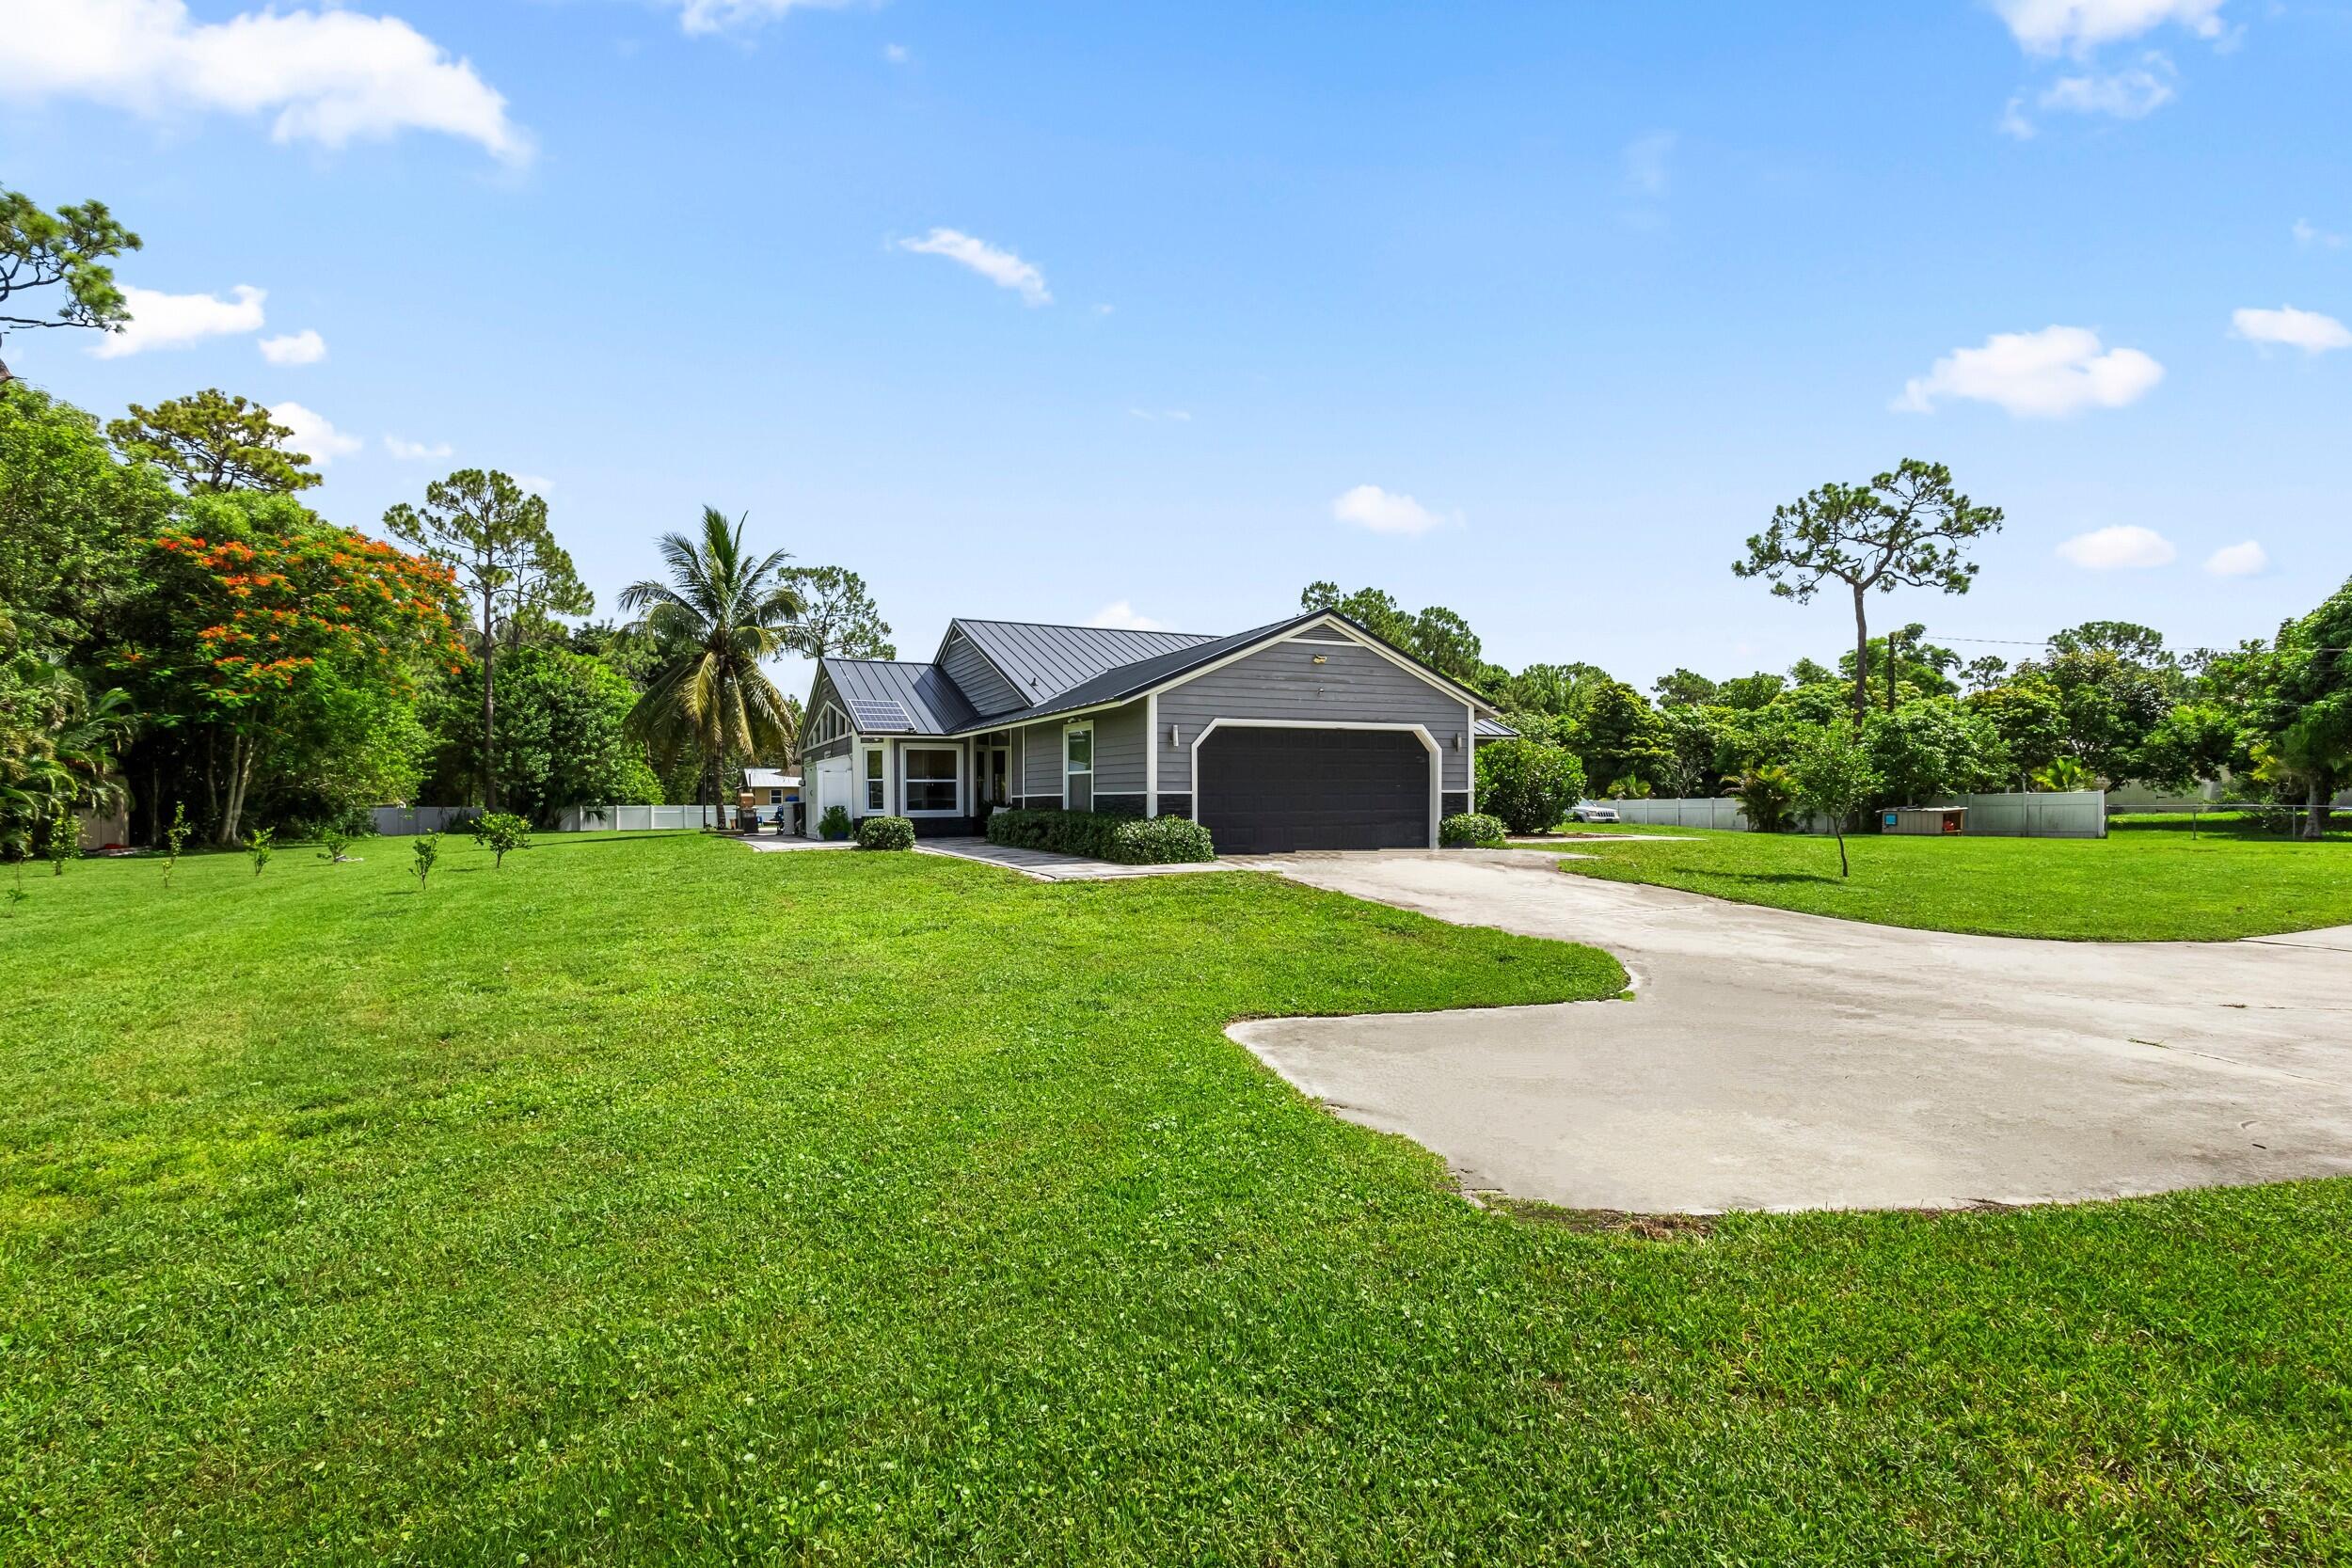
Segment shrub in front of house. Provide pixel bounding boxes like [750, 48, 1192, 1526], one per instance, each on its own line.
[855, 815, 915, 850]
[818, 804, 851, 840]
[1475, 738, 1587, 833]
[1439, 812, 1507, 847]
[986, 808, 1216, 864]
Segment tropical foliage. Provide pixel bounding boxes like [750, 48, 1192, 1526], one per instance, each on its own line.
[618, 507, 806, 816]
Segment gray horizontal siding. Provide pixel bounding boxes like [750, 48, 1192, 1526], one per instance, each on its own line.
[1011, 699, 1146, 805]
[940, 629, 1025, 720]
[1157, 637, 1472, 796]
[1092, 701, 1146, 795]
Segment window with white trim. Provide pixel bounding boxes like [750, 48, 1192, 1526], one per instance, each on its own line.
[1065, 723, 1093, 812]
[903, 747, 959, 815]
[863, 746, 885, 811]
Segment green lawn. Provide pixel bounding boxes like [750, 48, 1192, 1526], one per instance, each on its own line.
[1511, 815, 2352, 941]
[5, 834, 2351, 1563]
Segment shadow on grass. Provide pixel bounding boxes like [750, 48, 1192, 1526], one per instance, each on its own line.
[1698, 869, 1848, 889]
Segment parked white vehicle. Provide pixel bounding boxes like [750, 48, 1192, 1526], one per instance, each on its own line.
[1569, 802, 1620, 824]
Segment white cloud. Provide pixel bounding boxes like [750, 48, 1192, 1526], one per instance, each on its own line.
[665, 0, 855, 36]
[1623, 131, 1675, 197]
[2231, 305, 2352, 354]
[1894, 325, 2163, 418]
[883, 42, 910, 64]
[2294, 219, 2346, 250]
[1994, 0, 2226, 55]
[0, 0, 531, 164]
[2058, 525, 2177, 569]
[1087, 600, 1167, 632]
[1126, 407, 1191, 422]
[896, 228, 1051, 306]
[269, 401, 361, 466]
[90, 283, 266, 357]
[1331, 483, 1458, 537]
[2038, 55, 2176, 119]
[2204, 540, 2269, 577]
[1998, 96, 2040, 138]
[514, 474, 554, 497]
[384, 436, 453, 461]
[258, 328, 326, 366]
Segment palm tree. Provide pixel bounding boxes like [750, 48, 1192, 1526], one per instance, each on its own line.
[617, 508, 806, 826]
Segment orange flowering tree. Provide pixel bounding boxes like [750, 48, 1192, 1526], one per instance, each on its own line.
[125, 499, 467, 844]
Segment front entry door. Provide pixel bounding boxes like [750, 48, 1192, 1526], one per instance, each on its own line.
[979, 746, 1010, 812]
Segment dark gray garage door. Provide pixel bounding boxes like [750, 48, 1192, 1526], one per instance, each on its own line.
[1196, 727, 1429, 854]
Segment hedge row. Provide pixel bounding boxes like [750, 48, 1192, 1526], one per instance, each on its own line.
[985, 808, 1216, 864]
[1439, 812, 1507, 847]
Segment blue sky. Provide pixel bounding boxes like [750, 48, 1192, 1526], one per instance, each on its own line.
[5, 0, 2347, 695]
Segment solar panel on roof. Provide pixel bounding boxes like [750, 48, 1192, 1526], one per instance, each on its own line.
[849, 697, 911, 731]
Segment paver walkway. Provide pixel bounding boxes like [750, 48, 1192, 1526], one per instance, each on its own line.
[1234, 848, 2352, 1213]
[914, 836, 1249, 881]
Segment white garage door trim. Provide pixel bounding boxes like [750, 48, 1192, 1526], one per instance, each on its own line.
[1187, 719, 1441, 849]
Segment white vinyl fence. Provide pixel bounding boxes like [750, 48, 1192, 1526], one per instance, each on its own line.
[556, 804, 726, 832]
[1584, 797, 1750, 831]
[373, 804, 727, 835]
[1581, 790, 2107, 840]
[1931, 790, 2106, 839]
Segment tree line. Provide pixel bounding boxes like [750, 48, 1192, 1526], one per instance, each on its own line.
[3, 183, 891, 857]
[1307, 460, 2347, 841]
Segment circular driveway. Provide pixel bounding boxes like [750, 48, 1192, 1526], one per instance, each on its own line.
[1232, 850, 2352, 1213]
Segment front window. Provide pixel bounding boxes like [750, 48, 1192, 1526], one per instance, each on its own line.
[864, 747, 885, 811]
[1065, 724, 1093, 812]
[904, 747, 959, 814]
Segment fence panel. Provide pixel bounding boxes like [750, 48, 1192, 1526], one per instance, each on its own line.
[379, 804, 726, 835]
[1573, 791, 2107, 839]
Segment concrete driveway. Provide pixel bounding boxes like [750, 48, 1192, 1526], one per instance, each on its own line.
[1233, 850, 2352, 1213]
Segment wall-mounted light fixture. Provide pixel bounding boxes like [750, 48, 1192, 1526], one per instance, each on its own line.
[1168, 724, 1182, 748]
[1452, 732, 1464, 751]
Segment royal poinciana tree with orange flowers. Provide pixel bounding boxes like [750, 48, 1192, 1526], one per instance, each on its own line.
[119, 492, 467, 844]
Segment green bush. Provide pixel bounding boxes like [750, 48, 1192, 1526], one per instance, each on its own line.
[470, 812, 533, 868]
[818, 804, 851, 841]
[854, 815, 915, 850]
[986, 808, 1216, 864]
[1732, 764, 1798, 832]
[1475, 738, 1587, 833]
[1440, 812, 1507, 847]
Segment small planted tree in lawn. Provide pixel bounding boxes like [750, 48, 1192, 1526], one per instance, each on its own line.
[319, 827, 355, 864]
[246, 825, 273, 876]
[412, 832, 441, 890]
[471, 811, 532, 868]
[41, 804, 75, 876]
[1791, 721, 1877, 879]
[161, 801, 191, 887]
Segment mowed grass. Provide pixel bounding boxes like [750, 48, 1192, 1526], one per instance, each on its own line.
[1513, 815, 2352, 941]
[4, 835, 2351, 1564]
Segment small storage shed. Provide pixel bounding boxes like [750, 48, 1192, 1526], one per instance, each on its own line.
[1883, 806, 1967, 836]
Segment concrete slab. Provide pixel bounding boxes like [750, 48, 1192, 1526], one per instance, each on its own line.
[1232, 850, 2352, 1214]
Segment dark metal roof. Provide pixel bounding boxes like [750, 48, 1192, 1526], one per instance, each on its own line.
[981, 615, 1305, 725]
[950, 618, 1218, 710]
[814, 611, 1499, 739]
[818, 657, 979, 735]
[1475, 716, 1518, 738]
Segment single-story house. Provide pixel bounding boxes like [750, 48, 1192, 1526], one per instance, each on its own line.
[742, 768, 801, 809]
[800, 610, 1509, 852]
